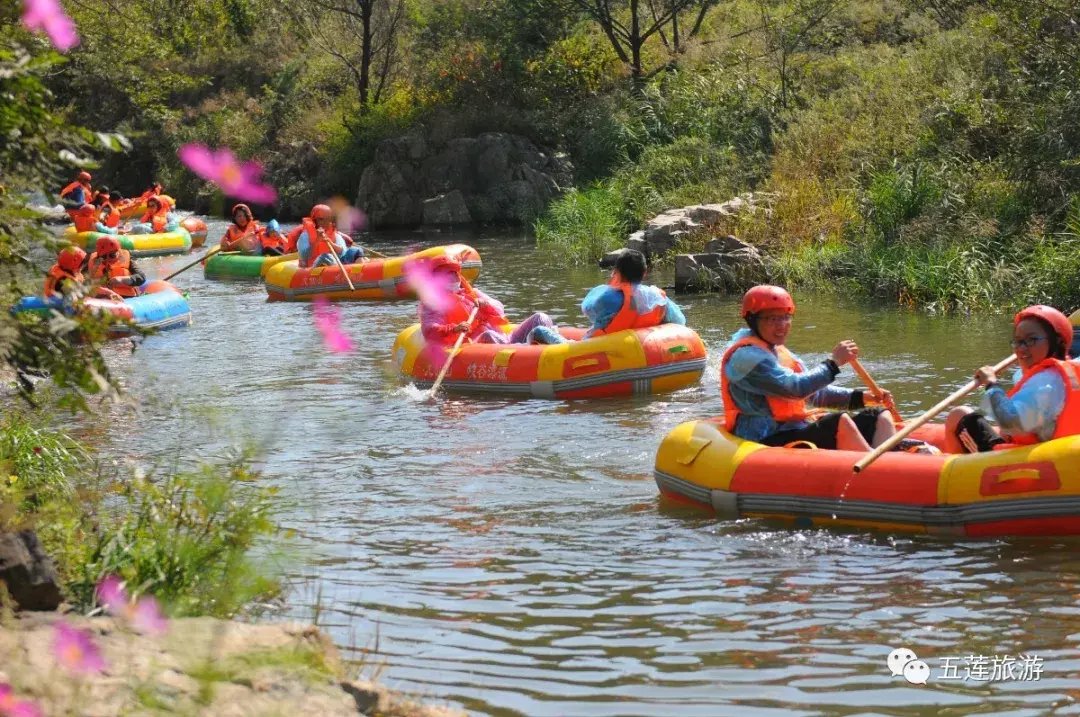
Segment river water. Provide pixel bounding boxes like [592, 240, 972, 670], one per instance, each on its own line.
[70, 221, 1080, 716]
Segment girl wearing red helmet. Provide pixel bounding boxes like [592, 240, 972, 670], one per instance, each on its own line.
[289, 204, 365, 268]
[43, 246, 88, 298]
[129, 196, 179, 234]
[720, 284, 901, 451]
[945, 305, 1080, 452]
[59, 171, 93, 215]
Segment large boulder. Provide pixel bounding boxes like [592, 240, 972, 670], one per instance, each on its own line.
[0, 531, 62, 611]
[423, 190, 473, 226]
[357, 130, 570, 228]
[674, 246, 768, 293]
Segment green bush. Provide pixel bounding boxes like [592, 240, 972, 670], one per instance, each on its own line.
[1, 414, 281, 618]
[535, 185, 627, 264]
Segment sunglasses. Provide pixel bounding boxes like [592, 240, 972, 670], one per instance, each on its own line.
[1010, 336, 1047, 350]
[102, 252, 119, 260]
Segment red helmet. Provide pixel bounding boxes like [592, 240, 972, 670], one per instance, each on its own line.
[1014, 305, 1073, 351]
[58, 246, 86, 273]
[311, 204, 333, 221]
[428, 253, 462, 273]
[77, 171, 92, 182]
[741, 285, 795, 318]
[77, 203, 96, 216]
[94, 236, 121, 256]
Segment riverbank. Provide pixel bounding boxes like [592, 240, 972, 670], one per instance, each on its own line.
[0, 613, 463, 717]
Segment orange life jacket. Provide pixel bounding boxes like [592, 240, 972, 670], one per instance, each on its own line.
[433, 278, 510, 345]
[260, 229, 287, 253]
[43, 265, 82, 298]
[100, 203, 120, 229]
[299, 218, 337, 268]
[720, 334, 812, 432]
[87, 249, 138, 298]
[221, 222, 263, 253]
[590, 282, 668, 337]
[73, 212, 99, 233]
[60, 180, 89, 202]
[139, 204, 169, 232]
[997, 359, 1080, 445]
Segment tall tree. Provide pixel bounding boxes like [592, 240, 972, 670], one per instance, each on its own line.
[564, 0, 714, 83]
[292, 0, 407, 111]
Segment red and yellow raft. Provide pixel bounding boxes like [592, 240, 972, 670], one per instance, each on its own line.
[654, 418, 1080, 537]
[264, 244, 481, 302]
[393, 323, 706, 398]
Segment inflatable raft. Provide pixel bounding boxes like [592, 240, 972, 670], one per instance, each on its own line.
[11, 280, 191, 338]
[654, 418, 1080, 537]
[117, 200, 148, 220]
[204, 252, 298, 280]
[264, 244, 482, 301]
[180, 217, 208, 248]
[393, 323, 707, 398]
[64, 227, 192, 258]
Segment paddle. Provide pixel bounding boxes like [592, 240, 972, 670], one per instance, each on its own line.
[852, 353, 1018, 473]
[850, 358, 903, 424]
[163, 245, 224, 282]
[427, 305, 480, 398]
[319, 229, 357, 292]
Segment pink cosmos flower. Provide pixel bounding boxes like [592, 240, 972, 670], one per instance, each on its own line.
[53, 622, 106, 675]
[130, 596, 168, 636]
[96, 575, 126, 614]
[327, 196, 367, 235]
[404, 260, 452, 312]
[177, 144, 277, 204]
[21, 0, 79, 52]
[95, 575, 168, 636]
[312, 296, 355, 354]
[0, 684, 43, 717]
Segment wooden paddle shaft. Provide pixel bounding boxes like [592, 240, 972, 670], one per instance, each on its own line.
[852, 353, 1018, 473]
[320, 229, 357, 291]
[850, 359, 903, 424]
[429, 305, 480, 397]
[163, 246, 221, 282]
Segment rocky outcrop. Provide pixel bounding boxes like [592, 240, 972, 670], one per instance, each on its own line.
[600, 194, 774, 293]
[674, 241, 768, 292]
[0, 614, 465, 717]
[0, 531, 63, 611]
[356, 131, 571, 228]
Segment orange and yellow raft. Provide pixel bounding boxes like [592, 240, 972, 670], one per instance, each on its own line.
[393, 323, 706, 398]
[264, 244, 481, 302]
[654, 418, 1080, 537]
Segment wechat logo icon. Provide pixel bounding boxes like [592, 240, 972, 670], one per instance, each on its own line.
[888, 647, 930, 685]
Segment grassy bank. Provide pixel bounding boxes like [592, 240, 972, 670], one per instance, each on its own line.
[0, 411, 280, 617]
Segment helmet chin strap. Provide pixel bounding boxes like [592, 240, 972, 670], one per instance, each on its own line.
[746, 315, 770, 344]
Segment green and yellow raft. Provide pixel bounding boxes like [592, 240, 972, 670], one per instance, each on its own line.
[64, 227, 192, 258]
[203, 251, 298, 280]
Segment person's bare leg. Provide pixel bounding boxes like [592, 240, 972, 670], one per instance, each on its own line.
[870, 411, 896, 447]
[945, 406, 974, 454]
[836, 413, 872, 451]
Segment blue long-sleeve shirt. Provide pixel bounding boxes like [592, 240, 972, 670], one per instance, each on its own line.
[723, 328, 859, 441]
[581, 283, 686, 338]
[982, 367, 1065, 442]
